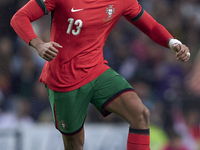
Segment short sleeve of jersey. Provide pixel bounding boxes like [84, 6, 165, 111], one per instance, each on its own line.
[123, 0, 144, 22]
[35, 0, 57, 14]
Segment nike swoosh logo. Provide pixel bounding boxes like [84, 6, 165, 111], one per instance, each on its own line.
[71, 7, 84, 12]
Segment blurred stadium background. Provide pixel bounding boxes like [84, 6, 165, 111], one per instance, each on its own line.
[0, 0, 200, 150]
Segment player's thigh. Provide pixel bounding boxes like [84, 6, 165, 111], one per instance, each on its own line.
[106, 91, 150, 129]
[90, 68, 149, 126]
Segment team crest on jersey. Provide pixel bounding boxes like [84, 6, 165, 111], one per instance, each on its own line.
[103, 5, 115, 22]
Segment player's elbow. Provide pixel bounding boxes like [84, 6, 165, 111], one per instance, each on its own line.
[146, 21, 158, 38]
[11, 9, 26, 27]
[10, 13, 20, 29]
[10, 15, 15, 28]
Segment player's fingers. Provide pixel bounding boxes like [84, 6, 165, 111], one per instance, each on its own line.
[176, 53, 188, 61]
[176, 45, 185, 56]
[46, 49, 58, 57]
[51, 41, 63, 48]
[175, 45, 190, 62]
[42, 55, 51, 61]
[182, 56, 190, 63]
[49, 45, 59, 54]
[177, 53, 190, 62]
[44, 53, 55, 61]
[176, 51, 187, 59]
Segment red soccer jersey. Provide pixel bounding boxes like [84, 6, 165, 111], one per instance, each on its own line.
[11, 0, 173, 92]
[34, 0, 143, 91]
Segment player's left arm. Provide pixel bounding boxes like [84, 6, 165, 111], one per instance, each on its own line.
[130, 10, 190, 63]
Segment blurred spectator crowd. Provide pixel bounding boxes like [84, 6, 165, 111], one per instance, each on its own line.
[0, 0, 200, 149]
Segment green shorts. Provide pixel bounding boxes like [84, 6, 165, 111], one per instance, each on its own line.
[46, 68, 134, 135]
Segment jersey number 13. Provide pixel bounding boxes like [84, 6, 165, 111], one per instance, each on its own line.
[66, 18, 83, 36]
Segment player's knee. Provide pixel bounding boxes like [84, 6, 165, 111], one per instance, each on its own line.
[129, 105, 150, 128]
[142, 106, 150, 125]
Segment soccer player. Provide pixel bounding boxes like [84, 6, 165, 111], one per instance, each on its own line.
[10, 0, 190, 149]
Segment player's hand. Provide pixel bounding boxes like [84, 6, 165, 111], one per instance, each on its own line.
[35, 41, 62, 61]
[173, 44, 190, 63]
[30, 38, 62, 61]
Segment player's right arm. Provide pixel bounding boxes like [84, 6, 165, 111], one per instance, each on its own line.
[30, 37, 62, 62]
[10, 0, 62, 61]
